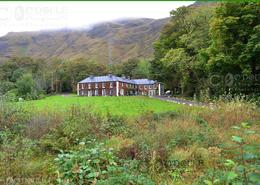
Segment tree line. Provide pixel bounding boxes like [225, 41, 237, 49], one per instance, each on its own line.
[151, 2, 260, 99]
[0, 57, 151, 100]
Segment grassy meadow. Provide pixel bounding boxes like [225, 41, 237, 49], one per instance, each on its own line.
[23, 95, 183, 116]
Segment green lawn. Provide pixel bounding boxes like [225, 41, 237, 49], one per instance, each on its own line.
[23, 95, 182, 116]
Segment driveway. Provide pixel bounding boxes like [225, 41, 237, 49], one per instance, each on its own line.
[152, 96, 209, 107]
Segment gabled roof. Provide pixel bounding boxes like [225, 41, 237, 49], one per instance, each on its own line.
[79, 75, 158, 85]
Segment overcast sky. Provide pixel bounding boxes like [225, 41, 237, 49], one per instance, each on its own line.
[0, 1, 194, 37]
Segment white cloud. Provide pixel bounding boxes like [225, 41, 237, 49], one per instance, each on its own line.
[0, 1, 194, 37]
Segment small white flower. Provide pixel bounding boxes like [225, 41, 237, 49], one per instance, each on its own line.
[79, 142, 85, 146]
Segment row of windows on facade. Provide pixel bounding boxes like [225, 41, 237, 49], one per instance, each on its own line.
[80, 82, 156, 89]
[82, 89, 120, 96]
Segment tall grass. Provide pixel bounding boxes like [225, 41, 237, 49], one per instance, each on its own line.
[0, 95, 259, 184]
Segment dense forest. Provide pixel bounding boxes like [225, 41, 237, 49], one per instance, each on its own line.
[151, 2, 260, 98]
[0, 2, 260, 101]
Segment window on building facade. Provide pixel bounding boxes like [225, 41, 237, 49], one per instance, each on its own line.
[102, 89, 106, 96]
[88, 83, 91, 89]
[149, 85, 152, 89]
[95, 89, 98, 96]
[88, 90, 92, 96]
[121, 82, 124, 87]
[102, 82, 105, 88]
[144, 85, 147, 89]
[120, 89, 124, 96]
[95, 83, 98, 88]
[110, 82, 113, 88]
[109, 89, 113, 96]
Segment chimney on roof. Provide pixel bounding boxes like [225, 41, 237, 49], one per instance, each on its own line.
[108, 73, 112, 78]
[127, 76, 130, 80]
[90, 75, 94, 79]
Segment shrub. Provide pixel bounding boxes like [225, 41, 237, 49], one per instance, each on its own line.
[55, 141, 117, 184]
[16, 73, 43, 100]
[0, 81, 16, 95]
[101, 114, 130, 136]
[221, 122, 260, 185]
[25, 110, 63, 139]
[4, 90, 18, 102]
[55, 140, 155, 185]
[200, 122, 260, 185]
[0, 97, 29, 131]
[0, 130, 35, 178]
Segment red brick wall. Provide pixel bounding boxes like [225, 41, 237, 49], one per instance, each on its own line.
[79, 81, 161, 96]
[79, 82, 116, 96]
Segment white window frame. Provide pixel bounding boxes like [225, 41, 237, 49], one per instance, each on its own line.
[110, 82, 113, 88]
[102, 82, 105, 88]
[102, 89, 106, 96]
[88, 83, 91, 89]
[95, 83, 98, 88]
[120, 89, 124, 96]
[95, 89, 98, 96]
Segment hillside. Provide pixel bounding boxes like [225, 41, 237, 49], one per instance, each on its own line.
[0, 18, 169, 64]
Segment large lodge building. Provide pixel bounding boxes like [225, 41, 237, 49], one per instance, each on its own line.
[77, 74, 164, 96]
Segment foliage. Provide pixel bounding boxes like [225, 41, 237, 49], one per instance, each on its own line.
[55, 141, 154, 185]
[0, 56, 153, 98]
[152, 2, 260, 100]
[223, 122, 260, 184]
[112, 58, 152, 79]
[207, 2, 260, 96]
[16, 73, 42, 100]
[201, 122, 260, 185]
[0, 2, 260, 184]
[132, 59, 151, 79]
[55, 141, 117, 184]
[0, 94, 259, 184]
[152, 3, 215, 96]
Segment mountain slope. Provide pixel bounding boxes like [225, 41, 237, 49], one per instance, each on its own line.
[0, 18, 169, 64]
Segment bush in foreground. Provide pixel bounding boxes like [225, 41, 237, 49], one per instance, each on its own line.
[0, 96, 259, 184]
